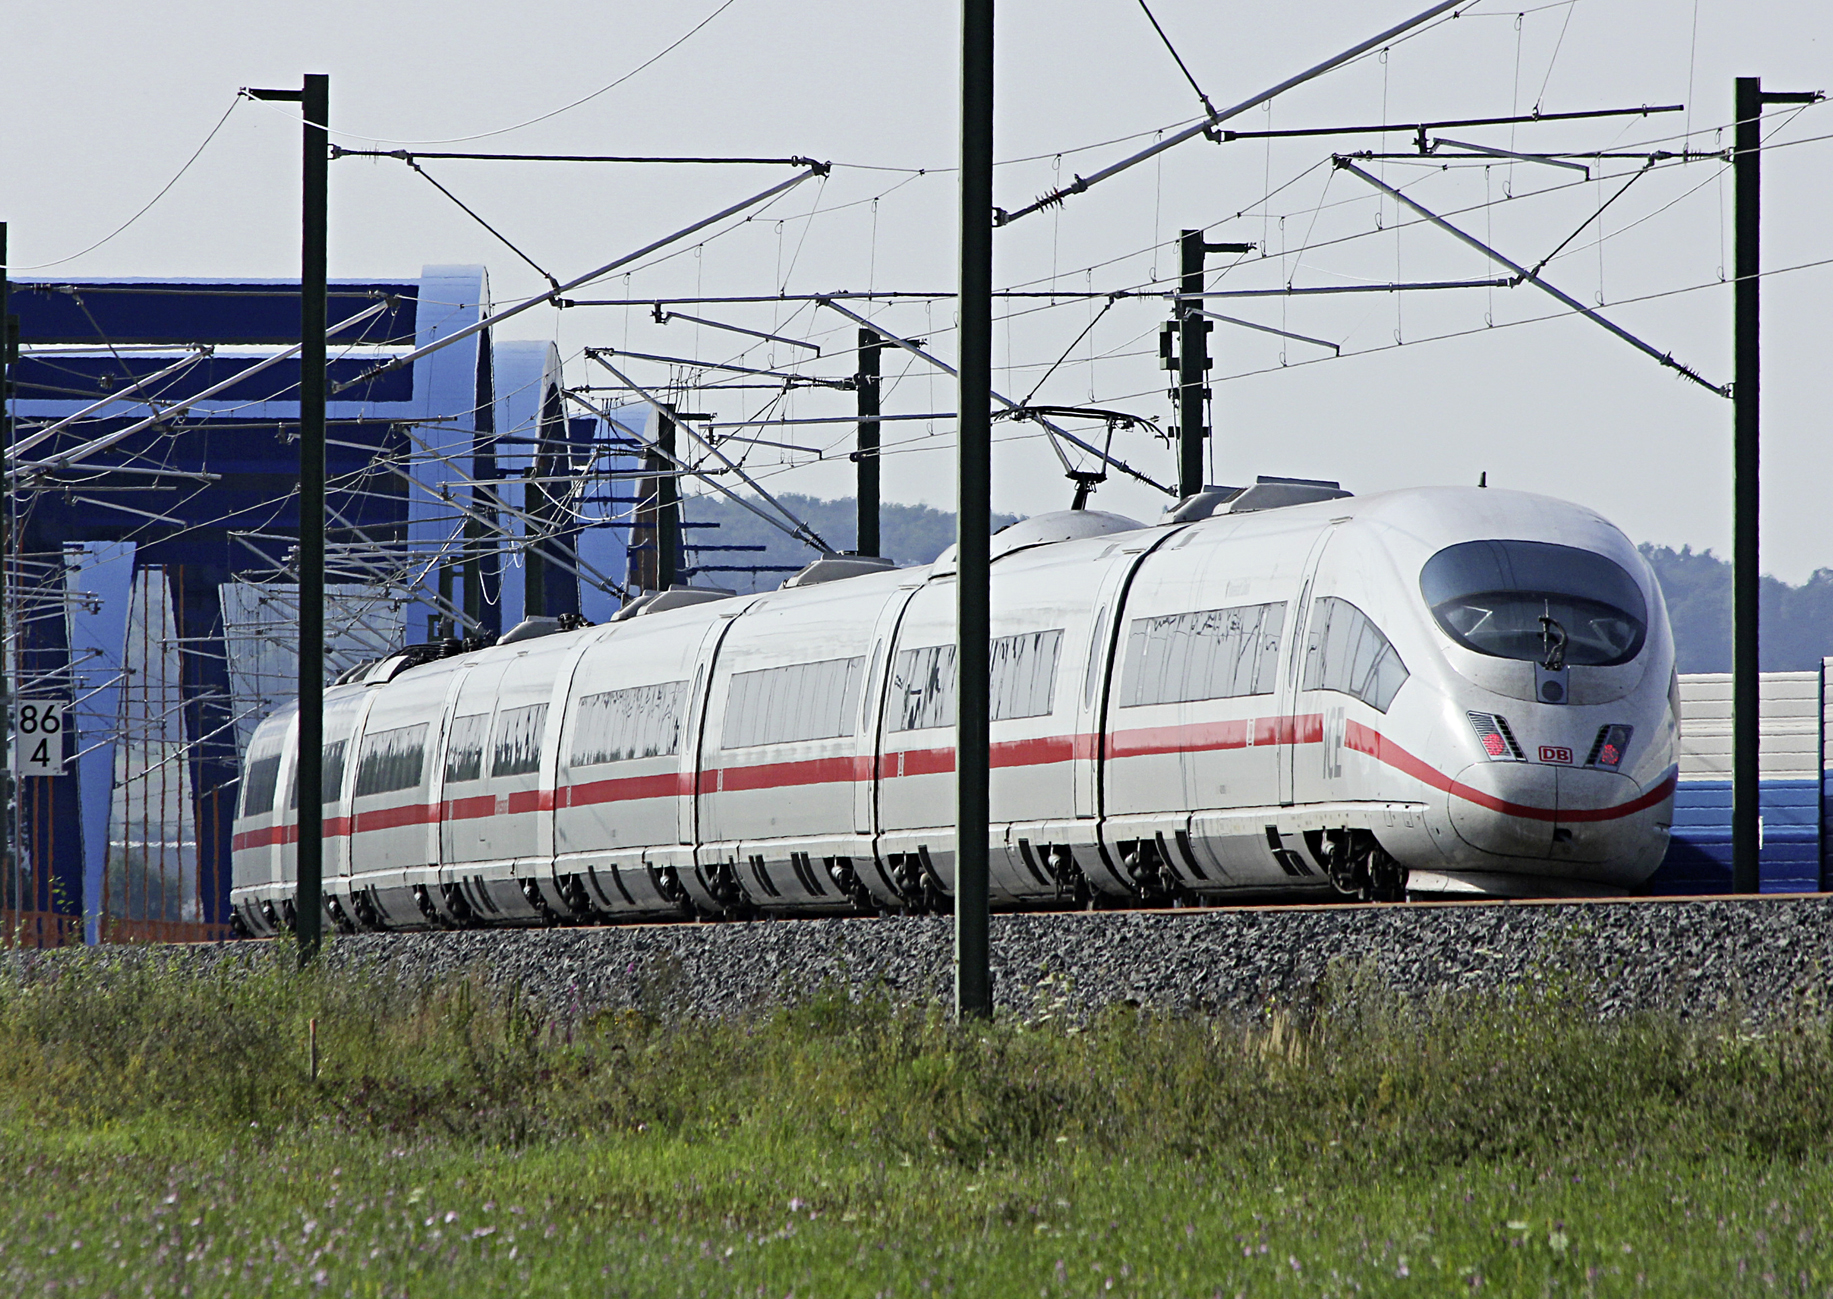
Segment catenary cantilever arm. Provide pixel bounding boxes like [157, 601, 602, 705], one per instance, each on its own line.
[816, 297, 1177, 495]
[1332, 157, 1726, 396]
[331, 167, 825, 394]
[995, 0, 1464, 226]
[582, 354, 835, 555]
[8, 350, 210, 458]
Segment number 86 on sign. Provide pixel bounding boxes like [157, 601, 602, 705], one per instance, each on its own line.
[14, 702, 69, 776]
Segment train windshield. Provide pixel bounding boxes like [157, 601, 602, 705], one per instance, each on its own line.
[1420, 539, 1647, 667]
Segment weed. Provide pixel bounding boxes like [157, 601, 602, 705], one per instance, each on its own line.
[1, 949, 1830, 1294]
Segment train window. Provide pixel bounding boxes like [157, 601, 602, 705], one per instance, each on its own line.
[1118, 602, 1286, 708]
[322, 740, 346, 803]
[491, 703, 549, 778]
[1082, 608, 1108, 710]
[1420, 539, 1646, 666]
[443, 712, 489, 783]
[353, 723, 428, 797]
[889, 630, 1067, 731]
[991, 629, 1063, 720]
[861, 641, 884, 733]
[891, 645, 955, 731]
[288, 739, 348, 807]
[241, 745, 282, 817]
[1302, 597, 1409, 712]
[722, 657, 865, 748]
[570, 682, 686, 767]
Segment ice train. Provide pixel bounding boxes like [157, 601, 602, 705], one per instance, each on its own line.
[230, 481, 1680, 935]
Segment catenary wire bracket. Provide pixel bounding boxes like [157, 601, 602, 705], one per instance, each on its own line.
[1332, 156, 1726, 396]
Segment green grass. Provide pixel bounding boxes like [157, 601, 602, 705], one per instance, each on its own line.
[3, 950, 1832, 1296]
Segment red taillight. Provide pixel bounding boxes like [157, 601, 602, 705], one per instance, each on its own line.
[1467, 712, 1521, 761]
[1588, 724, 1633, 770]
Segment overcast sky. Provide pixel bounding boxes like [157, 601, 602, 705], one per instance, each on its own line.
[6, 1, 1829, 579]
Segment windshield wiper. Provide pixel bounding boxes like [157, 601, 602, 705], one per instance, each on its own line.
[1538, 616, 1568, 672]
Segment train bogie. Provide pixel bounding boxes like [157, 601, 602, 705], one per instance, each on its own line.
[232, 484, 1679, 930]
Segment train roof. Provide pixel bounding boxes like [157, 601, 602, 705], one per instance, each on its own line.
[296, 483, 1644, 709]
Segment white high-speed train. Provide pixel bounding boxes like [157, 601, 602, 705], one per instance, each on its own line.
[230, 480, 1679, 935]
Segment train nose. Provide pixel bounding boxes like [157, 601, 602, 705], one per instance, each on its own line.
[1449, 761, 1673, 869]
[1448, 762, 1558, 857]
[1551, 764, 1673, 868]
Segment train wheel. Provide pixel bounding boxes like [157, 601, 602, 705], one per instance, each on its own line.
[439, 883, 479, 928]
[324, 894, 358, 935]
[555, 873, 604, 924]
[1367, 847, 1408, 903]
[1326, 833, 1410, 903]
[412, 885, 447, 929]
[825, 857, 878, 915]
[518, 878, 561, 926]
[350, 889, 384, 932]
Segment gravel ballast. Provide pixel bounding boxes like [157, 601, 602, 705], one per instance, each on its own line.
[6, 895, 1832, 1023]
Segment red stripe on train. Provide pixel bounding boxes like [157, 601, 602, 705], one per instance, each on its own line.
[557, 770, 690, 809]
[235, 713, 1675, 849]
[1342, 720, 1676, 823]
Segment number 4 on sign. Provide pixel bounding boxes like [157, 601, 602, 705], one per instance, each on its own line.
[14, 701, 69, 777]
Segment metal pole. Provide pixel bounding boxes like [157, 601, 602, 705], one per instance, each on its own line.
[1732, 76, 1762, 896]
[1731, 76, 1822, 895]
[586, 353, 835, 553]
[955, 0, 993, 1021]
[1177, 232, 1209, 498]
[857, 329, 881, 556]
[656, 403, 678, 590]
[1172, 235, 1253, 497]
[299, 77, 329, 960]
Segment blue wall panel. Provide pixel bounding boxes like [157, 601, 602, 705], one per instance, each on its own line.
[1649, 779, 1823, 894]
[8, 281, 418, 345]
[15, 354, 415, 406]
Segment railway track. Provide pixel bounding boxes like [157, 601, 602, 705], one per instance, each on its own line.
[10, 892, 1830, 1025]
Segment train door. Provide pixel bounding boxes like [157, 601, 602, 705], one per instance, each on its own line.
[1082, 529, 1194, 902]
[345, 659, 462, 926]
[875, 577, 960, 906]
[553, 613, 728, 920]
[854, 581, 922, 842]
[990, 545, 1114, 904]
[318, 688, 376, 925]
[1278, 525, 1343, 806]
[429, 657, 515, 922]
[675, 608, 747, 912]
[1072, 536, 1171, 822]
[437, 658, 511, 871]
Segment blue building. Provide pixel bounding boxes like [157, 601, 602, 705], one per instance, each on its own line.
[5, 268, 641, 942]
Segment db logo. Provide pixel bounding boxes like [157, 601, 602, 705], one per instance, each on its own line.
[1539, 745, 1574, 765]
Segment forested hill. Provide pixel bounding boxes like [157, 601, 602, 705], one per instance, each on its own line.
[1639, 545, 1833, 673]
[671, 494, 1832, 672]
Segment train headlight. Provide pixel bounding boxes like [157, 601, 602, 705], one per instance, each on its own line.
[1586, 724, 1633, 770]
[1467, 711, 1524, 761]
